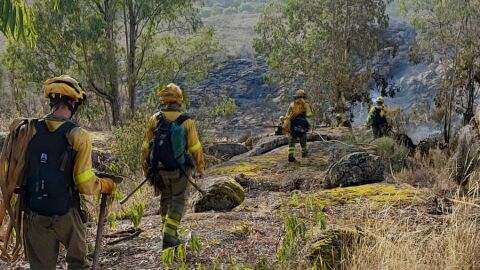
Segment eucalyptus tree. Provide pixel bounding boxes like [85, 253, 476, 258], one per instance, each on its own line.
[0, 0, 36, 44]
[4, 0, 217, 125]
[254, 0, 390, 122]
[400, 0, 480, 143]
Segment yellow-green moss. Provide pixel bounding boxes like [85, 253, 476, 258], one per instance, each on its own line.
[209, 161, 269, 176]
[252, 151, 286, 163]
[318, 183, 428, 206]
[286, 183, 428, 209]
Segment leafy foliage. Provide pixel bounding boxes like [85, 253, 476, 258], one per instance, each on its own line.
[0, 0, 36, 45]
[111, 110, 150, 175]
[254, 0, 390, 123]
[400, 0, 480, 142]
[4, 0, 217, 125]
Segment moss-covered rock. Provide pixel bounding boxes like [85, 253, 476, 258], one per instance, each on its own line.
[324, 152, 385, 188]
[307, 225, 366, 269]
[190, 176, 245, 212]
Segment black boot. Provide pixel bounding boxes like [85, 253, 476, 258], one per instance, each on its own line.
[288, 155, 296, 162]
[163, 233, 182, 249]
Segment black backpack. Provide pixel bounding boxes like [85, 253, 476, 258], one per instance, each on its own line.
[26, 120, 79, 216]
[371, 107, 387, 126]
[149, 112, 193, 172]
[290, 114, 311, 137]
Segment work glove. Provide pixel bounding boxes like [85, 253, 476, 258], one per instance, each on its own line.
[95, 171, 124, 183]
[100, 178, 115, 195]
[95, 171, 123, 195]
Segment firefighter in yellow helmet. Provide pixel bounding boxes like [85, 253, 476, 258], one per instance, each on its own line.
[0, 75, 116, 269]
[141, 83, 205, 249]
[366, 96, 389, 138]
[283, 89, 313, 162]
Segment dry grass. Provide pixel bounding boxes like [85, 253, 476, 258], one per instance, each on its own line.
[392, 148, 453, 195]
[347, 200, 480, 270]
[344, 146, 480, 270]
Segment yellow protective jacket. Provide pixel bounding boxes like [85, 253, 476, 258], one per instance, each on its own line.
[141, 108, 205, 177]
[0, 115, 111, 260]
[366, 105, 388, 127]
[283, 99, 313, 133]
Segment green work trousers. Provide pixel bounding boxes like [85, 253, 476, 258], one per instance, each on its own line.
[288, 134, 308, 157]
[154, 169, 190, 237]
[25, 208, 89, 270]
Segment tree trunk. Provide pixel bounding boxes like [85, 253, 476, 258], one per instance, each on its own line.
[105, 0, 121, 125]
[127, 0, 137, 114]
[464, 68, 475, 125]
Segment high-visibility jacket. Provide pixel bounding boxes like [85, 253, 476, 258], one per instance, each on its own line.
[141, 107, 205, 177]
[366, 105, 388, 127]
[283, 99, 313, 133]
[0, 115, 112, 260]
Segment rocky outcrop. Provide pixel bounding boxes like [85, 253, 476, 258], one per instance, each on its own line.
[204, 143, 249, 160]
[324, 152, 385, 188]
[308, 226, 367, 269]
[190, 176, 245, 212]
[232, 129, 350, 160]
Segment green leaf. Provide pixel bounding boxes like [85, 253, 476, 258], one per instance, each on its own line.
[8, 2, 15, 34]
[2, 0, 11, 32]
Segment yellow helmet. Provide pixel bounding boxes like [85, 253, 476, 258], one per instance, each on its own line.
[376, 96, 385, 104]
[158, 83, 183, 105]
[44, 75, 86, 104]
[294, 89, 306, 98]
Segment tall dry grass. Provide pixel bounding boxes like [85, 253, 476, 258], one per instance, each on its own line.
[346, 145, 480, 270]
[347, 199, 480, 270]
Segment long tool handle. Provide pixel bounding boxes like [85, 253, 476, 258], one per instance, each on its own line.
[178, 168, 207, 196]
[119, 178, 149, 205]
[92, 194, 108, 270]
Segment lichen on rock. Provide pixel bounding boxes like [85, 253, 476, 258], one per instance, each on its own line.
[324, 152, 385, 188]
[190, 176, 245, 212]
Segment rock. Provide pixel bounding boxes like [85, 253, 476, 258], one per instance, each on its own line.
[308, 226, 366, 269]
[324, 152, 385, 188]
[190, 176, 245, 212]
[232, 129, 348, 160]
[204, 143, 249, 160]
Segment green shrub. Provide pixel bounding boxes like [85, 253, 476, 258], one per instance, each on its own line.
[374, 137, 410, 171]
[110, 110, 150, 175]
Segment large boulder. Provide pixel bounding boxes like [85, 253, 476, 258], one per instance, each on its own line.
[204, 143, 249, 160]
[324, 152, 385, 188]
[190, 176, 245, 212]
[308, 226, 367, 269]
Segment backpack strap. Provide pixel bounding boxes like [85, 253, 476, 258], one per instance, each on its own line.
[176, 113, 191, 126]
